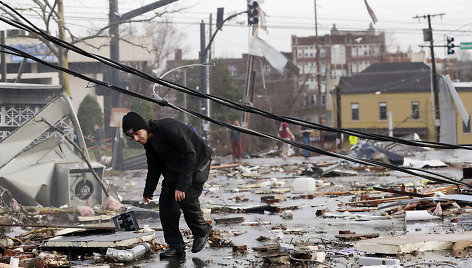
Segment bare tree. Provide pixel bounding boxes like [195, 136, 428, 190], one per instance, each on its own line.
[0, 0, 182, 94]
[147, 18, 190, 74]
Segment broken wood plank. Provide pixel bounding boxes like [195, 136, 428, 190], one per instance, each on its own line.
[337, 208, 377, 212]
[336, 233, 379, 241]
[313, 191, 381, 196]
[214, 217, 245, 224]
[373, 187, 433, 198]
[211, 163, 241, 169]
[340, 196, 411, 207]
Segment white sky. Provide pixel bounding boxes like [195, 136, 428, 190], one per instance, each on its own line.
[3, 0, 472, 59]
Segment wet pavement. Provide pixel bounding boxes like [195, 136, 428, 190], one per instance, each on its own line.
[104, 148, 472, 267]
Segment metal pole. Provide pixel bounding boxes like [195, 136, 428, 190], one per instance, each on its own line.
[200, 21, 209, 144]
[183, 69, 188, 123]
[1, 31, 6, 82]
[314, 0, 324, 149]
[335, 85, 341, 151]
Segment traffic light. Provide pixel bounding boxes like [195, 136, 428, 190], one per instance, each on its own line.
[216, 8, 224, 29]
[447, 36, 455, 55]
[247, 1, 259, 25]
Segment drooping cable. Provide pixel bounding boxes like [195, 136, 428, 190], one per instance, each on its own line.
[2, 45, 470, 188]
[0, 4, 471, 152]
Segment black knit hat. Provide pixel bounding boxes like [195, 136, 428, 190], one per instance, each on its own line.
[122, 112, 146, 136]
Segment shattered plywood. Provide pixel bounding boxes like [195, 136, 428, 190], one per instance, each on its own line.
[355, 231, 472, 254]
[40, 231, 155, 248]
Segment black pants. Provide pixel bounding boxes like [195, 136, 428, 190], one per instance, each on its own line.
[159, 169, 210, 250]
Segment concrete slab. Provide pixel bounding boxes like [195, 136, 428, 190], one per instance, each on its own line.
[40, 231, 155, 248]
[355, 231, 472, 254]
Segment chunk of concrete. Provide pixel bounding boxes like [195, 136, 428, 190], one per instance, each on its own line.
[358, 256, 400, 266]
[355, 231, 472, 254]
[404, 210, 440, 221]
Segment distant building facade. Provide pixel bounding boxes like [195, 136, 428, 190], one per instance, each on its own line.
[338, 62, 472, 144]
[3, 32, 153, 114]
[291, 24, 386, 126]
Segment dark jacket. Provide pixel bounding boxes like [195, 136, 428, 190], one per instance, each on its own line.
[142, 118, 212, 197]
[230, 129, 241, 142]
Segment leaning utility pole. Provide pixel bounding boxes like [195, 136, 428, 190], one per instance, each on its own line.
[413, 13, 444, 142]
[242, 0, 260, 129]
[314, 0, 323, 149]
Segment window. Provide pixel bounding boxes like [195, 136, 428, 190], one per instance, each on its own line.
[464, 117, 470, 133]
[351, 103, 359, 121]
[374, 46, 379, 55]
[352, 63, 358, 73]
[320, 47, 326, 58]
[228, 65, 238, 76]
[379, 102, 387, 120]
[411, 102, 420, 120]
[352, 46, 358, 57]
[305, 95, 316, 106]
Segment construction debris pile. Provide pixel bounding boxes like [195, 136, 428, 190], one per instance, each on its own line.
[1, 147, 472, 267]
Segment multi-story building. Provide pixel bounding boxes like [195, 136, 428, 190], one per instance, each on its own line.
[291, 24, 386, 126]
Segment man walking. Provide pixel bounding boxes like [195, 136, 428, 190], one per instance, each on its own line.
[300, 126, 313, 159]
[122, 112, 212, 258]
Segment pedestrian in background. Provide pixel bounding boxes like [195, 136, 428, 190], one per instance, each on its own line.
[230, 120, 242, 163]
[300, 125, 313, 159]
[93, 124, 102, 162]
[279, 122, 295, 158]
[122, 112, 212, 259]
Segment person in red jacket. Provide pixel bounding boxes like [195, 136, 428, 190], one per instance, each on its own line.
[279, 122, 295, 158]
[229, 120, 242, 162]
[122, 112, 212, 259]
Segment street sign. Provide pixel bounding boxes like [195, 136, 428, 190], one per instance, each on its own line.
[460, 42, 472, 49]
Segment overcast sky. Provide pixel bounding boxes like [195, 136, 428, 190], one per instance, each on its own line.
[3, 0, 472, 59]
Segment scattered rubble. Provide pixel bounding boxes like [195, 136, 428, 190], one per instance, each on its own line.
[1, 143, 472, 266]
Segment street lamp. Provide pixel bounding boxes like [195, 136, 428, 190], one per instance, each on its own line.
[152, 63, 213, 98]
[152, 62, 213, 123]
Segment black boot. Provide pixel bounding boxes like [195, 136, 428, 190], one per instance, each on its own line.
[160, 247, 185, 259]
[191, 227, 211, 253]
